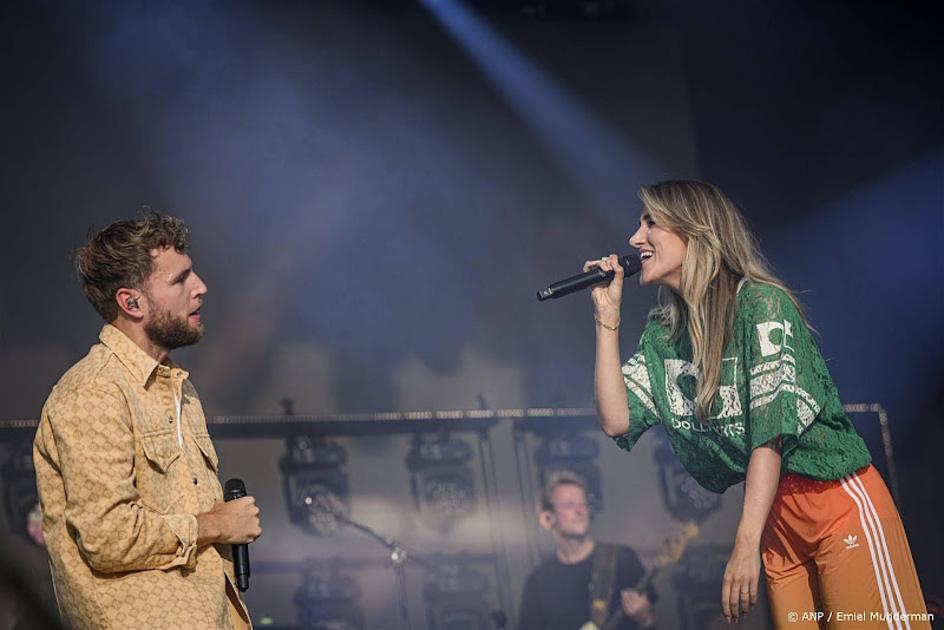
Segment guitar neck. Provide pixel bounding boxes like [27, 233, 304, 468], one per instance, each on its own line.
[595, 522, 700, 630]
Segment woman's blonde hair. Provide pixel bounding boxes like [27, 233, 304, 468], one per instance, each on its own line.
[639, 180, 806, 421]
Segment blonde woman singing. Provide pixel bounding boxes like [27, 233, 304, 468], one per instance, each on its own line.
[588, 180, 929, 629]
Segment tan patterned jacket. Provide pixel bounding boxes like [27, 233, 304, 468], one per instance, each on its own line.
[34, 325, 250, 629]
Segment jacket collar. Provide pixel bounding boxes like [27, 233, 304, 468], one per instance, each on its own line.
[99, 324, 186, 388]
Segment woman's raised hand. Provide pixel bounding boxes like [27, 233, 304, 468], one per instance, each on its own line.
[583, 254, 624, 329]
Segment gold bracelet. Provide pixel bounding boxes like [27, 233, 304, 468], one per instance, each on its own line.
[594, 314, 620, 331]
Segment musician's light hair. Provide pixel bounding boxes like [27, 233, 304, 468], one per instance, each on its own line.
[639, 180, 807, 421]
[538, 470, 588, 513]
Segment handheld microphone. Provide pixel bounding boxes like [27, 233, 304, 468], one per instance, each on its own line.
[223, 478, 251, 592]
[536, 254, 642, 301]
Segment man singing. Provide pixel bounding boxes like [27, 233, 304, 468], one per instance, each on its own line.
[33, 212, 262, 629]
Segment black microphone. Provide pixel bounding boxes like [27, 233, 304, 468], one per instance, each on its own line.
[223, 478, 251, 592]
[536, 254, 642, 301]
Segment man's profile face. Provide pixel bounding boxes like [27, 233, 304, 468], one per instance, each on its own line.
[547, 483, 591, 539]
[141, 247, 207, 351]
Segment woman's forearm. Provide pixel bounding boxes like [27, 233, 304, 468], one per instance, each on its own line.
[594, 323, 630, 437]
[722, 441, 780, 621]
[586, 254, 629, 437]
[735, 442, 782, 546]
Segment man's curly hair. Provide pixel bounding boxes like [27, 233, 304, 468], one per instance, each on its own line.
[74, 211, 190, 322]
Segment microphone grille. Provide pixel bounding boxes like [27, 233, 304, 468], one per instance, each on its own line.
[618, 255, 642, 275]
[224, 478, 247, 500]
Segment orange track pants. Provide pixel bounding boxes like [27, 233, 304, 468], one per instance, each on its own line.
[762, 465, 930, 629]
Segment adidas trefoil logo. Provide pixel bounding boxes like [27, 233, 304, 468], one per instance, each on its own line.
[844, 534, 859, 550]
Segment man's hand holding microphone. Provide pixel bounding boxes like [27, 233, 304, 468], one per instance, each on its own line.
[196, 478, 260, 591]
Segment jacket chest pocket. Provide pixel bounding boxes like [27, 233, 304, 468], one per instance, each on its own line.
[138, 430, 184, 513]
[191, 433, 219, 472]
[191, 432, 223, 504]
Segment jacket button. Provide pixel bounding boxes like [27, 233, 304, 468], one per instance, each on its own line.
[192, 477, 198, 485]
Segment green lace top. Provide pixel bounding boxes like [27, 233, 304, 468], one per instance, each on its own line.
[613, 281, 871, 493]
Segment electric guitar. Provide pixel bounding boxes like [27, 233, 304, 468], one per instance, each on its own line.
[580, 521, 700, 630]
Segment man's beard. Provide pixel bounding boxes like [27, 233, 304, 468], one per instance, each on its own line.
[144, 307, 203, 350]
